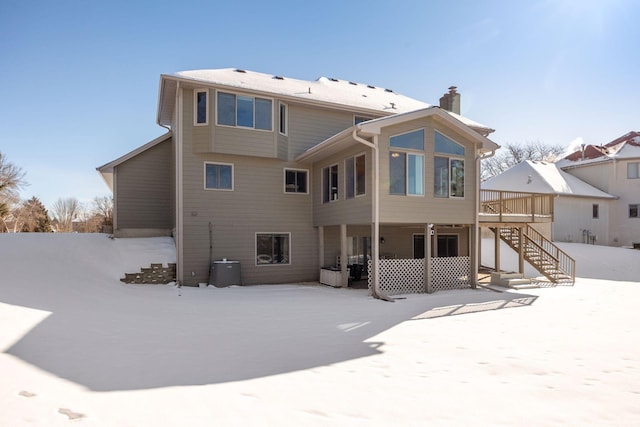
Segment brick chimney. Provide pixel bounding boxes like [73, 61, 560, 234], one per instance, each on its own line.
[439, 86, 460, 114]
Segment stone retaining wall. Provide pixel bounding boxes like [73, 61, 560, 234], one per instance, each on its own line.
[120, 263, 176, 284]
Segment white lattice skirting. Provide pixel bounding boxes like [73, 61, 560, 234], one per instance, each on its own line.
[430, 256, 471, 291]
[368, 256, 471, 295]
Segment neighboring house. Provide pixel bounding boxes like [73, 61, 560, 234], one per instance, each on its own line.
[99, 68, 502, 293]
[556, 131, 640, 247]
[482, 160, 617, 244]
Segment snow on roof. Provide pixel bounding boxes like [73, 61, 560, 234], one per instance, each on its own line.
[168, 68, 493, 131]
[173, 68, 427, 114]
[482, 160, 616, 199]
[559, 131, 640, 167]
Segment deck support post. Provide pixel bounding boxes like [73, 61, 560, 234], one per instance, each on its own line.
[425, 224, 432, 293]
[340, 224, 348, 287]
[518, 226, 525, 274]
[318, 226, 324, 269]
[494, 227, 501, 272]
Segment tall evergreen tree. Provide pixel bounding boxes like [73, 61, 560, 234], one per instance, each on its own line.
[20, 197, 52, 232]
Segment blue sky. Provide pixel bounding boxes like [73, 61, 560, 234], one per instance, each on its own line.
[1, 0, 638, 210]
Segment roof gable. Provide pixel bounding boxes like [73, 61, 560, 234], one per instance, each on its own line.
[483, 160, 616, 199]
[560, 131, 640, 165]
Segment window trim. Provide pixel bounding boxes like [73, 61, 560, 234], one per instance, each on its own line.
[255, 232, 291, 266]
[345, 153, 366, 199]
[194, 89, 209, 126]
[215, 89, 274, 132]
[204, 162, 234, 191]
[279, 102, 288, 135]
[283, 168, 309, 194]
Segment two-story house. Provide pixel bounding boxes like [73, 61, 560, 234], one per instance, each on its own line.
[556, 131, 640, 247]
[98, 68, 501, 295]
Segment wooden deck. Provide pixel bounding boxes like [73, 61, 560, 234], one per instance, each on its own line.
[479, 190, 554, 224]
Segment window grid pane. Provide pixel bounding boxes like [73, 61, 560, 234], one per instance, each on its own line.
[434, 156, 449, 197]
[196, 91, 207, 124]
[450, 159, 464, 197]
[217, 92, 236, 126]
[435, 131, 465, 156]
[628, 162, 639, 179]
[237, 95, 254, 128]
[390, 152, 406, 195]
[255, 98, 272, 130]
[390, 129, 424, 150]
[408, 154, 424, 195]
[355, 155, 366, 196]
[205, 164, 232, 190]
[346, 157, 355, 199]
[285, 170, 307, 193]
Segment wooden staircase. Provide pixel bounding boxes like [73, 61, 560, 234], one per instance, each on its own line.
[495, 225, 576, 284]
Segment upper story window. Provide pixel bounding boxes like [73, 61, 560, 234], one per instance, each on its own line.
[279, 102, 288, 135]
[194, 89, 208, 126]
[630, 204, 639, 218]
[323, 164, 339, 203]
[593, 204, 599, 219]
[284, 169, 308, 194]
[389, 129, 424, 196]
[346, 154, 366, 198]
[204, 162, 233, 191]
[627, 162, 639, 179]
[434, 131, 465, 198]
[217, 91, 272, 131]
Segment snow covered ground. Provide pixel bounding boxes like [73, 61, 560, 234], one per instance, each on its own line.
[1, 233, 639, 426]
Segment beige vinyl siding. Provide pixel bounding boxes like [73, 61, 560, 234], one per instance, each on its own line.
[312, 147, 373, 226]
[114, 138, 174, 230]
[552, 196, 610, 244]
[288, 104, 355, 159]
[180, 130, 317, 285]
[564, 162, 611, 192]
[378, 117, 477, 224]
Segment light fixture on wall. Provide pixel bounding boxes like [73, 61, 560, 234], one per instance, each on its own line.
[380, 237, 385, 244]
[391, 152, 400, 158]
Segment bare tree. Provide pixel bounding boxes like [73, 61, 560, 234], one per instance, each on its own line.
[481, 141, 565, 181]
[0, 152, 27, 227]
[92, 196, 113, 226]
[51, 197, 79, 232]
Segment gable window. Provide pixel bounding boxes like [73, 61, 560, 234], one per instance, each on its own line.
[279, 102, 288, 135]
[593, 204, 599, 219]
[323, 164, 339, 203]
[628, 162, 639, 179]
[345, 154, 366, 198]
[434, 131, 465, 198]
[194, 89, 208, 126]
[284, 169, 308, 194]
[256, 233, 290, 265]
[630, 204, 639, 218]
[204, 162, 233, 190]
[216, 91, 272, 130]
[389, 129, 424, 196]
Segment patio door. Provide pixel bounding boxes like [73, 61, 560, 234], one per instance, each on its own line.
[413, 234, 425, 259]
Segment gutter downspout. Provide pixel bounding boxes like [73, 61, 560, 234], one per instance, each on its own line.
[475, 148, 496, 287]
[174, 81, 184, 286]
[352, 128, 383, 300]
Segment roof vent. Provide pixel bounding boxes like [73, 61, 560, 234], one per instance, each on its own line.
[367, 85, 375, 89]
[273, 75, 284, 80]
[329, 78, 339, 82]
[349, 81, 357, 85]
[235, 69, 247, 73]
[385, 88, 393, 93]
